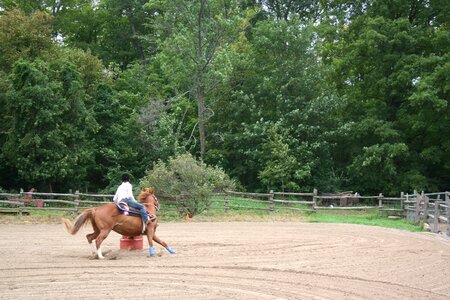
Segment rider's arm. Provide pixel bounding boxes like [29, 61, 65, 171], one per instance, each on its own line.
[113, 189, 119, 203]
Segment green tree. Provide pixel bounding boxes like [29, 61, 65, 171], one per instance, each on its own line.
[139, 105, 188, 162]
[0, 8, 108, 190]
[150, 0, 243, 159]
[256, 0, 321, 21]
[320, 0, 450, 193]
[0, 9, 54, 72]
[89, 64, 164, 192]
[207, 14, 340, 192]
[0, 0, 43, 13]
[0, 0, 158, 69]
[259, 127, 303, 191]
[101, 0, 153, 67]
[2, 60, 97, 191]
[52, 1, 105, 56]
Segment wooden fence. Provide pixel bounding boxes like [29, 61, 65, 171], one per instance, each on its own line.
[0, 189, 114, 215]
[404, 191, 450, 236]
[1, 189, 448, 237]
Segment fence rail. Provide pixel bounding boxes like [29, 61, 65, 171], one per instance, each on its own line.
[1, 189, 448, 236]
[0, 189, 114, 215]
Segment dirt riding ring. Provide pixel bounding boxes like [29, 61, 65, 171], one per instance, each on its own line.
[0, 222, 449, 299]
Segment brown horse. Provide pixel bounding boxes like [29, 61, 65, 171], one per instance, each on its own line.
[62, 187, 176, 258]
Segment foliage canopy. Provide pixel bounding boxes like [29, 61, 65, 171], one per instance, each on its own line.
[0, 1, 448, 196]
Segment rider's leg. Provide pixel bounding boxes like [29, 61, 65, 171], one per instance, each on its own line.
[124, 198, 149, 223]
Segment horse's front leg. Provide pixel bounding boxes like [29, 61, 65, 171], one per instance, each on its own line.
[146, 224, 156, 256]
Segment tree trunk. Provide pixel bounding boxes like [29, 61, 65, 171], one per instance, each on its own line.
[128, 17, 147, 68]
[197, 77, 206, 159]
[196, 0, 206, 160]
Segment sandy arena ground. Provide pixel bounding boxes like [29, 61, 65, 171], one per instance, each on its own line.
[0, 221, 449, 299]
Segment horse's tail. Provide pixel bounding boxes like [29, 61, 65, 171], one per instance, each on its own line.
[62, 208, 95, 235]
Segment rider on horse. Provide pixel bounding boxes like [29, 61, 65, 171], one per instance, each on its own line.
[113, 173, 149, 225]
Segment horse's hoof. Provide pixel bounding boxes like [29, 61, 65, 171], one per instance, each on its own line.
[166, 247, 176, 254]
[149, 247, 155, 257]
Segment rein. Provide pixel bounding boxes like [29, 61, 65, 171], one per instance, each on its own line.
[144, 203, 160, 211]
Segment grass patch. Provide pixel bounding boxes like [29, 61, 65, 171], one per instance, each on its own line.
[158, 208, 309, 222]
[306, 211, 423, 232]
[157, 206, 423, 232]
[0, 208, 76, 224]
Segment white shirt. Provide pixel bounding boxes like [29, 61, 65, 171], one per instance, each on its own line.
[113, 182, 136, 204]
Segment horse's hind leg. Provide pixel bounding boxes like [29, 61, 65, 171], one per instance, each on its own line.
[95, 229, 111, 259]
[87, 232, 99, 243]
[146, 224, 175, 255]
[87, 232, 99, 255]
[152, 234, 168, 248]
[153, 233, 176, 254]
[86, 222, 100, 255]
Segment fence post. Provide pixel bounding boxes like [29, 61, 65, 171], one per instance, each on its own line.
[400, 192, 404, 212]
[378, 193, 383, 208]
[18, 188, 24, 216]
[446, 192, 450, 237]
[414, 193, 422, 224]
[269, 190, 274, 212]
[433, 201, 440, 233]
[224, 194, 229, 213]
[405, 192, 409, 219]
[423, 195, 429, 224]
[74, 190, 80, 213]
[313, 188, 318, 210]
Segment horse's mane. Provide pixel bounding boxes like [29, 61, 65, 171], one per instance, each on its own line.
[139, 187, 155, 203]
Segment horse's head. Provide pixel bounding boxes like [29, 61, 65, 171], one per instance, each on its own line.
[139, 187, 160, 211]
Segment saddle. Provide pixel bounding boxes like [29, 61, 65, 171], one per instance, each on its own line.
[116, 202, 156, 220]
[116, 202, 141, 217]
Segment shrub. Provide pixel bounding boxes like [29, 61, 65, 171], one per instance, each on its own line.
[140, 153, 235, 217]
